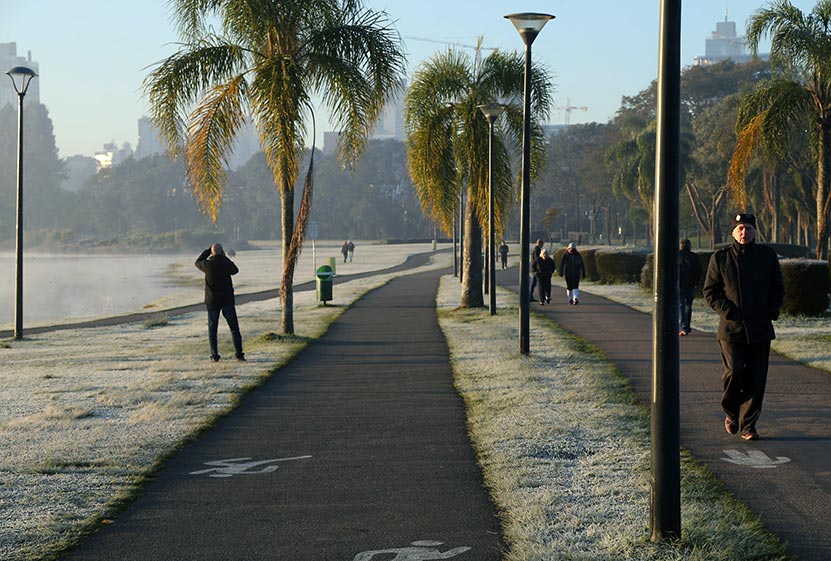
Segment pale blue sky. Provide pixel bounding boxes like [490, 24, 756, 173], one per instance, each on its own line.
[1, 0, 818, 158]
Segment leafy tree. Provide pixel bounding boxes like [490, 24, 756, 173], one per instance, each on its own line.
[732, 0, 831, 259]
[405, 48, 552, 306]
[0, 102, 68, 237]
[540, 123, 616, 244]
[144, 0, 406, 333]
[606, 115, 657, 245]
[686, 96, 739, 247]
[76, 154, 207, 236]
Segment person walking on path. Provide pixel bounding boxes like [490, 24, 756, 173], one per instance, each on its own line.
[703, 212, 784, 441]
[195, 243, 245, 362]
[679, 238, 702, 336]
[529, 239, 544, 302]
[499, 240, 509, 270]
[559, 242, 586, 305]
[535, 248, 556, 304]
[347, 240, 355, 262]
[342, 241, 350, 263]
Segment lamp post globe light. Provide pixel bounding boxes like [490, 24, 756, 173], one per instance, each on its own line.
[6, 66, 37, 340]
[477, 103, 507, 316]
[504, 12, 553, 354]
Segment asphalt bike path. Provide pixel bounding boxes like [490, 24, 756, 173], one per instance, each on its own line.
[0, 250, 440, 338]
[61, 266, 504, 561]
[498, 267, 831, 561]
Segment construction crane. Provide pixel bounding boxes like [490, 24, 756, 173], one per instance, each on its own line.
[553, 98, 588, 125]
[404, 36, 496, 72]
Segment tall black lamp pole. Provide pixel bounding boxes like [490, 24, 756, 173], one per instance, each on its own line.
[505, 12, 553, 354]
[651, 0, 682, 541]
[478, 103, 506, 316]
[6, 66, 37, 340]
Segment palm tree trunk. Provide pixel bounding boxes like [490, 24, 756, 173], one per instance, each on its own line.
[816, 120, 830, 260]
[279, 151, 316, 335]
[280, 188, 294, 334]
[461, 195, 484, 307]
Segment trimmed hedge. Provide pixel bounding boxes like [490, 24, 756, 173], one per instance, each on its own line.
[780, 259, 830, 316]
[595, 248, 650, 284]
[582, 248, 600, 281]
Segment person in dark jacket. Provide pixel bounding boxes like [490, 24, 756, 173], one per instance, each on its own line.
[499, 240, 509, 270]
[341, 241, 350, 263]
[535, 248, 556, 304]
[678, 239, 702, 336]
[558, 242, 586, 305]
[529, 239, 544, 302]
[347, 240, 355, 262]
[703, 212, 784, 441]
[195, 243, 245, 362]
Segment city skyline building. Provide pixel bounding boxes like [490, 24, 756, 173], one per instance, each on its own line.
[693, 10, 763, 66]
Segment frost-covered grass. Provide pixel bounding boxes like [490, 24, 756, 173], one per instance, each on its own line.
[0, 245, 449, 561]
[437, 277, 788, 561]
[565, 277, 831, 374]
[1, 242, 804, 561]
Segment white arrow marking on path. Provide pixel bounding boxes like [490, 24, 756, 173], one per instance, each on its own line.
[190, 455, 312, 478]
[721, 449, 791, 469]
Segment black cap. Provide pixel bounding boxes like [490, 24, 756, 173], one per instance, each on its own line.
[732, 212, 756, 230]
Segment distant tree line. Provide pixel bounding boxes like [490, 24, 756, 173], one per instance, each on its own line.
[531, 58, 777, 251]
[5, 18, 830, 261]
[0, 106, 431, 247]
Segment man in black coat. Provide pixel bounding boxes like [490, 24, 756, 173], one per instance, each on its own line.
[678, 239, 702, 336]
[195, 243, 245, 362]
[703, 213, 784, 441]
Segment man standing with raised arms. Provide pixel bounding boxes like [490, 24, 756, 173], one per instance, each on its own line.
[196, 243, 245, 362]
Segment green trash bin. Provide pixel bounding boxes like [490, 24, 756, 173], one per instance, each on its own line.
[316, 264, 334, 304]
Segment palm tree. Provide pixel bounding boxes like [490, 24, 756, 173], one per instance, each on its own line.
[606, 115, 657, 246]
[732, 0, 831, 259]
[405, 47, 552, 307]
[144, 0, 405, 333]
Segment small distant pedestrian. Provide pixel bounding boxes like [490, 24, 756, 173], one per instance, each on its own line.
[703, 212, 784, 441]
[535, 248, 556, 304]
[195, 243, 245, 362]
[529, 239, 544, 302]
[347, 240, 355, 262]
[559, 242, 586, 305]
[341, 241, 349, 263]
[678, 238, 702, 336]
[499, 240, 509, 269]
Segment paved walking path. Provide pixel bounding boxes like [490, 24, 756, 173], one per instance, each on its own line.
[499, 268, 831, 561]
[61, 266, 503, 561]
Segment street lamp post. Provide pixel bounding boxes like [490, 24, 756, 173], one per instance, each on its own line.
[478, 103, 507, 316]
[505, 12, 554, 354]
[6, 66, 37, 340]
[651, 0, 682, 541]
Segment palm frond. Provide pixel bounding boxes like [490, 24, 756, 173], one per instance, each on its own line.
[143, 37, 249, 157]
[185, 75, 248, 220]
[249, 55, 308, 197]
[303, 5, 405, 168]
